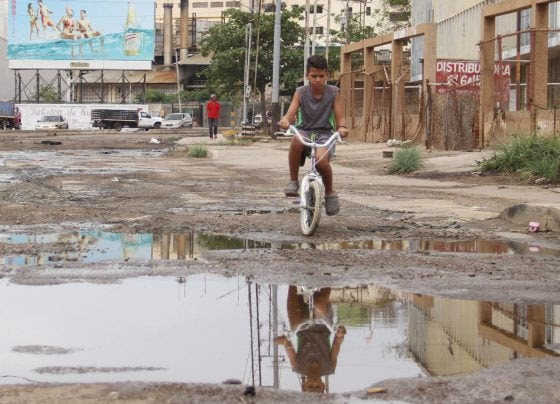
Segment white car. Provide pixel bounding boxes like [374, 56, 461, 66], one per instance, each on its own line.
[35, 115, 68, 130]
[161, 112, 193, 129]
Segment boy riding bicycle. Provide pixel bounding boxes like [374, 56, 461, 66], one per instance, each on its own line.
[278, 55, 348, 216]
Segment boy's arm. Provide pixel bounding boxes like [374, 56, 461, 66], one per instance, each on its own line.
[333, 92, 349, 138]
[278, 91, 300, 129]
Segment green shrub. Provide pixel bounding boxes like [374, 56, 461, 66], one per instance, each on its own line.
[188, 145, 208, 158]
[479, 134, 560, 182]
[387, 147, 424, 174]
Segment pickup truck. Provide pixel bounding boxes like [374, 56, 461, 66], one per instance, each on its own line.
[0, 101, 21, 130]
[91, 109, 161, 131]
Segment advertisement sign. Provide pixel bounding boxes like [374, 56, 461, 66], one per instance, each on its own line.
[16, 103, 149, 130]
[8, 0, 154, 70]
[436, 60, 511, 102]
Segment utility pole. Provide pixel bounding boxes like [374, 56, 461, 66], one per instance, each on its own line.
[243, 23, 252, 124]
[175, 50, 182, 113]
[303, 0, 310, 84]
[311, 0, 318, 55]
[271, 0, 282, 136]
[325, 0, 331, 61]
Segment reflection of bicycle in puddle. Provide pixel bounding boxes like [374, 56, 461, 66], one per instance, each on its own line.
[276, 286, 346, 393]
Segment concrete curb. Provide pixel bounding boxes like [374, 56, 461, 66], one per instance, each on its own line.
[500, 203, 560, 231]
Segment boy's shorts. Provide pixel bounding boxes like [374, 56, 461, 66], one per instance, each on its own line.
[297, 130, 336, 166]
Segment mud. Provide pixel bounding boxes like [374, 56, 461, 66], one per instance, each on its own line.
[1, 129, 560, 402]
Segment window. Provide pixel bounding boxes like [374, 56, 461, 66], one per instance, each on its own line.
[192, 2, 208, 8]
[309, 5, 323, 13]
[210, 1, 223, 7]
[366, 6, 371, 16]
[225, 1, 240, 6]
[313, 26, 323, 35]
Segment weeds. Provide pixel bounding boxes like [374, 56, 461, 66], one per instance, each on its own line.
[479, 134, 560, 183]
[387, 147, 424, 174]
[188, 145, 208, 158]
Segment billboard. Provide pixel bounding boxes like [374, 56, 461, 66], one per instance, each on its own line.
[7, 0, 154, 70]
[436, 60, 511, 103]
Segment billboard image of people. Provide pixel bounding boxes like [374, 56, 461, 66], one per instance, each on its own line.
[8, 0, 154, 70]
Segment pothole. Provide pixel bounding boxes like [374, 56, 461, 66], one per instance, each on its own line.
[1, 230, 559, 266]
[1, 275, 558, 391]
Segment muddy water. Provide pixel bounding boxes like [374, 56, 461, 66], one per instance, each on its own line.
[0, 275, 558, 392]
[1, 230, 559, 266]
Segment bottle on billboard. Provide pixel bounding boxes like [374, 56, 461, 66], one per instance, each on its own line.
[123, 0, 143, 56]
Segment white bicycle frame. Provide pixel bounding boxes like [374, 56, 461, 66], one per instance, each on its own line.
[287, 125, 341, 211]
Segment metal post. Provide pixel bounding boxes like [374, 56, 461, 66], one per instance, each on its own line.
[18, 72, 22, 103]
[36, 70, 40, 103]
[79, 71, 83, 104]
[57, 70, 62, 102]
[121, 70, 126, 104]
[143, 72, 147, 104]
[271, 0, 282, 135]
[101, 70, 105, 104]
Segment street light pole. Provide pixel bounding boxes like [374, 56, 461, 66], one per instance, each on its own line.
[243, 23, 253, 124]
[325, 0, 331, 61]
[303, 0, 310, 84]
[311, 0, 318, 55]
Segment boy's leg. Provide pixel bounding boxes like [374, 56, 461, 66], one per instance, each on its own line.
[316, 148, 340, 216]
[208, 119, 213, 138]
[285, 137, 305, 196]
[316, 148, 333, 194]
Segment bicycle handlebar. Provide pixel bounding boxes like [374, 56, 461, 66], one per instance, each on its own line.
[286, 125, 342, 148]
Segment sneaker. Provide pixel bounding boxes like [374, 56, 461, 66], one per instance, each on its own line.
[284, 181, 299, 197]
[325, 194, 340, 216]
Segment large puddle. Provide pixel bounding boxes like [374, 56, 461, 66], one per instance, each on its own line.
[0, 275, 558, 392]
[1, 230, 559, 266]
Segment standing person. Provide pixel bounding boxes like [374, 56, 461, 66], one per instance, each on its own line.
[278, 55, 348, 216]
[27, 3, 40, 39]
[37, 0, 55, 32]
[206, 94, 221, 140]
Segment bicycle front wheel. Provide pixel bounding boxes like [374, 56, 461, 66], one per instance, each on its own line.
[300, 179, 323, 236]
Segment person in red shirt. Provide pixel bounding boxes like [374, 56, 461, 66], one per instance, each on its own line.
[206, 94, 221, 140]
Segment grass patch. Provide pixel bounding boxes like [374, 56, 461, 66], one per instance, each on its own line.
[188, 145, 208, 158]
[479, 134, 560, 183]
[387, 147, 424, 174]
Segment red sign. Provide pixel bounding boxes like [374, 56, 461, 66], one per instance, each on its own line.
[436, 60, 511, 103]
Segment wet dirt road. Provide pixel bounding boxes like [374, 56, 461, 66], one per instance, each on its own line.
[1, 129, 559, 403]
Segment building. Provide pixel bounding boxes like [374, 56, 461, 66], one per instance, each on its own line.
[0, 0, 13, 100]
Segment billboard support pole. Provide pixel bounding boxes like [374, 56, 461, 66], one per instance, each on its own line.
[36, 70, 40, 103]
[81, 71, 85, 103]
[121, 71, 126, 104]
[18, 72, 22, 104]
[143, 73, 147, 104]
[57, 70, 62, 102]
[101, 71, 105, 104]
[14, 71, 18, 103]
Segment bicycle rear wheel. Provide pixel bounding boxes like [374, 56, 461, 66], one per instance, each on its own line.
[300, 179, 323, 236]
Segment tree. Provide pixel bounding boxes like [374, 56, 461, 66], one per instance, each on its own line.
[34, 85, 59, 102]
[374, 0, 411, 34]
[200, 7, 305, 132]
[136, 89, 174, 103]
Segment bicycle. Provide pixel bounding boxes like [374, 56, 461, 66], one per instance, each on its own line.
[286, 125, 342, 236]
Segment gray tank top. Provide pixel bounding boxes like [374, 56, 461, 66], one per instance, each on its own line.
[296, 84, 338, 134]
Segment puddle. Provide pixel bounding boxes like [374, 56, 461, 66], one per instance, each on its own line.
[0, 275, 558, 392]
[1, 230, 559, 266]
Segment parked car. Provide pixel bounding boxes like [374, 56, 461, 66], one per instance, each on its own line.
[161, 112, 193, 129]
[35, 115, 68, 130]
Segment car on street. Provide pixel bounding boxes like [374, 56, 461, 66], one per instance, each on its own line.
[35, 115, 68, 130]
[161, 112, 193, 129]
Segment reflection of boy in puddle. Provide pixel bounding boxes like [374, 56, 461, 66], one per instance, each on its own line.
[276, 286, 346, 393]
